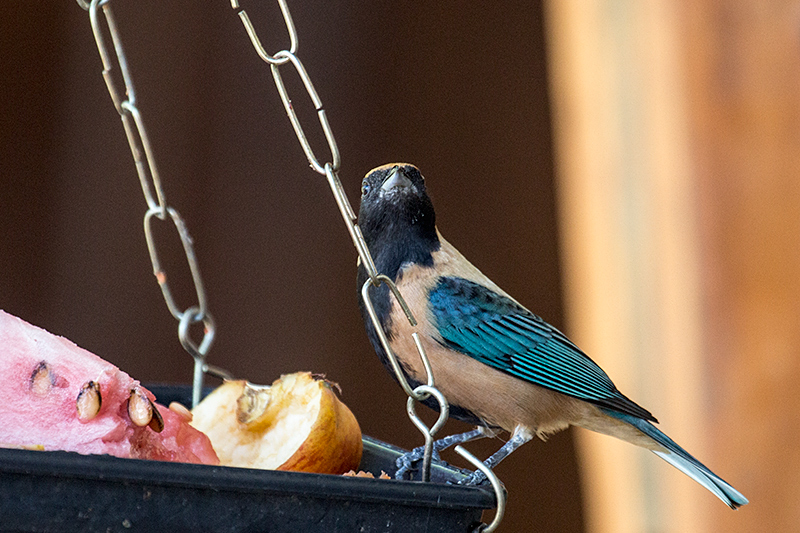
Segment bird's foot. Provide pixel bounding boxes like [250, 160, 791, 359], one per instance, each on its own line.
[458, 468, 490, 486]
[395, 446, 443, 480]
[395, 427, 496, 481]
[456, 427, 534, 486]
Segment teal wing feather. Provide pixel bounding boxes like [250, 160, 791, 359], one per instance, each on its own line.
[429, 276, 656, 422]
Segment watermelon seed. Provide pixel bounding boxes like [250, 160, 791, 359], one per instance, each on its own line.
[148, 401, 164, 433]
[168, 401, 193, 422]
[76, 381, 102, 422]
[29, 361, 55, 396]
[128, 388, 154, 428]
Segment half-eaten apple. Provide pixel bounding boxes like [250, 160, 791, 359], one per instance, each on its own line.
[190, 372, 362, 475]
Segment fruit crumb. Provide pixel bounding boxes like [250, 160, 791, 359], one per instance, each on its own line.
[168, 402, 193, 422]
[342, 470, 390, 479]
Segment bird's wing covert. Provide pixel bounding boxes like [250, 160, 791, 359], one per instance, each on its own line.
[429, 276, 655, 421]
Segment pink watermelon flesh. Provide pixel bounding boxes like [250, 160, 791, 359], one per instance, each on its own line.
[0, 310, 219, 465]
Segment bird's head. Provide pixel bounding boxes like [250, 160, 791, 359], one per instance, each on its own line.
[358, 163, 438, 250]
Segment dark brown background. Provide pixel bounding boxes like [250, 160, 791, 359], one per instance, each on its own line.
[1, 2, 580, 531]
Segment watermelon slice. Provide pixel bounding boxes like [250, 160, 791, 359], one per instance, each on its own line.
[0, 310, 219, 465]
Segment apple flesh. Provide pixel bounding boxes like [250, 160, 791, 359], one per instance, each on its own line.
[190, 372, 362, 475]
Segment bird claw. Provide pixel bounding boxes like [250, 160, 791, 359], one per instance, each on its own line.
[395, 445, 443, 480]
[457, 468, 489, 486]
[396, 427, 498, 481]
[397, 450, 492, 487]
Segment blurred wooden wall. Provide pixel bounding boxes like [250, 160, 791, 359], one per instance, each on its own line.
[685, 1, 800, 531]
[546, 0, 798, 531]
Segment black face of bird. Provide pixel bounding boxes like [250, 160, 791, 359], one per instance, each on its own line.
[358, 163, 437, 248]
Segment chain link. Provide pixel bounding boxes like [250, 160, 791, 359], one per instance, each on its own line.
[231, 0, 296, 65]
[78, 0, 226, 407]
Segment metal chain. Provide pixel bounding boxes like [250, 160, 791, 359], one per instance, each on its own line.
[230, 1, 505, 513]
[77, 0, 231, 408]
[231, 0, 447, 480]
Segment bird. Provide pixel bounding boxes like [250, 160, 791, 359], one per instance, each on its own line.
[355, 163, 748, 509]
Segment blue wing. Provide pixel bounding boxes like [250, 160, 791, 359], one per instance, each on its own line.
[429, 276, 656, 422]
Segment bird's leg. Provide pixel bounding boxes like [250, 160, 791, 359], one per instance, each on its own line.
[395, 426, 496, 480]
[433, 426, 498, 453]
[459, 426, 533, 485]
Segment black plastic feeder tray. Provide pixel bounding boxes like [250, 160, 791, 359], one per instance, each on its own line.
[0, 385, 497, 532]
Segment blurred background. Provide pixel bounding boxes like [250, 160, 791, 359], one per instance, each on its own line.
[1, 1, 796, 531]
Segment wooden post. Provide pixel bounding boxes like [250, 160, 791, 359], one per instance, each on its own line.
[547, 0, 799, 530]
[545, 1, 711, 531]
[683, 1, 800, 531]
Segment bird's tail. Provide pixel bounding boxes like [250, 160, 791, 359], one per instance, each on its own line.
[602, 409, 749, 509]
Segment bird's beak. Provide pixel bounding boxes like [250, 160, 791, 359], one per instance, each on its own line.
[381, 166, 414, 192]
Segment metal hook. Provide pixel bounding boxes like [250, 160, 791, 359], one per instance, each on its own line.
[455, 445, 507, 533]
[377, 274, 417, 325]
[361, 277, 434, 400]
[407, 385, 449, 482]
[178, 306, 216, 407]
[412, 332, 435, 387]
[202, 363, 235, 381]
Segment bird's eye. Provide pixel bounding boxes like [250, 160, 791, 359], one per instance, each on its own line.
[361, 180, 371, 196]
